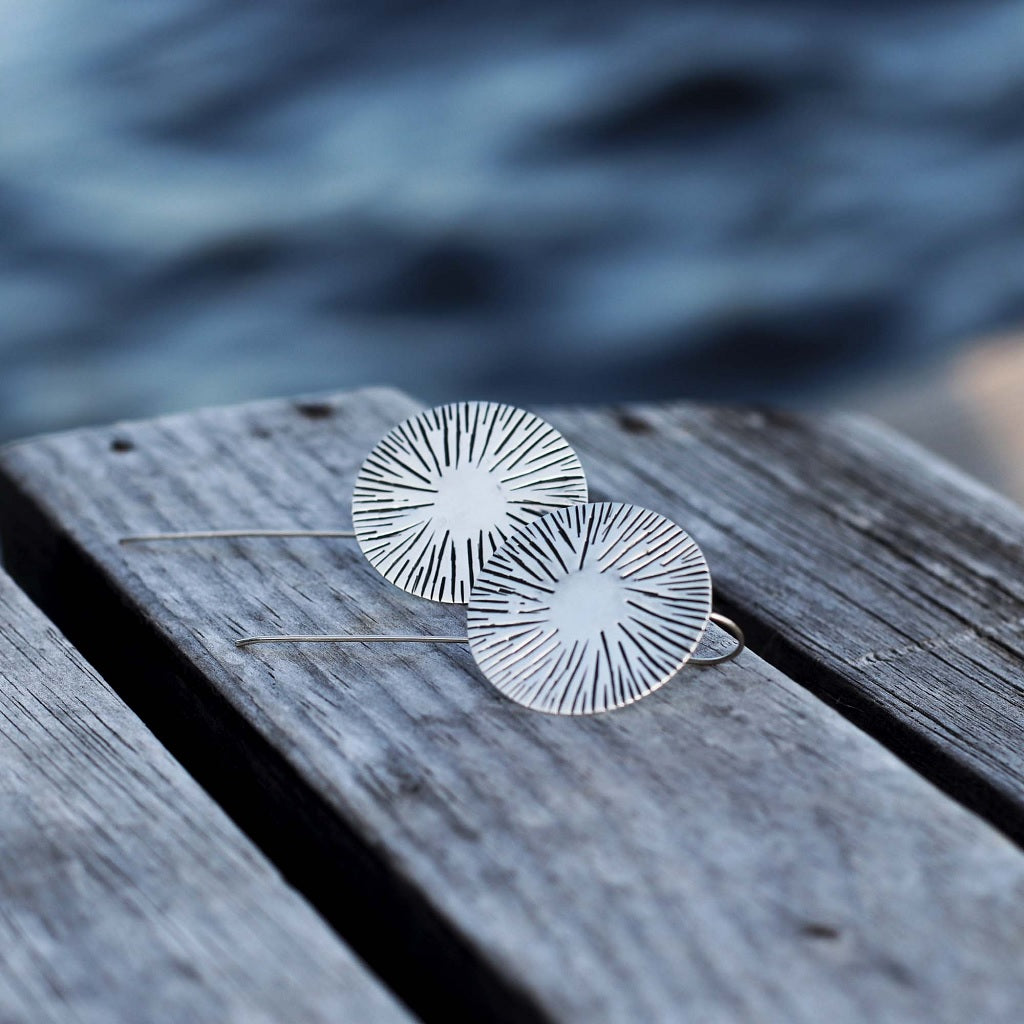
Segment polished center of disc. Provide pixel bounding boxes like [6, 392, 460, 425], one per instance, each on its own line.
[546, 564, 629, 647]
[427, 462, 510, 538]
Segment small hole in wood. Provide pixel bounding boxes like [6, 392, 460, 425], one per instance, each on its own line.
[110, 438, 135, 453]
[801, 922, 841, 941]
[615, 410, 654, 435]
[296, 402, 334, 420]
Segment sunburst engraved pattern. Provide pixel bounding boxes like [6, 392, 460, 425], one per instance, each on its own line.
[467, 502, 713, 715]
[352, 402, 588, 603]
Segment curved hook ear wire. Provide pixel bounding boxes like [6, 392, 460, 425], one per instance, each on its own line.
[691, 613, 745, 666]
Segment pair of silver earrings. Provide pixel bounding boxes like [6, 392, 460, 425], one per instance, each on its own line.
[122, 401, 743, 715]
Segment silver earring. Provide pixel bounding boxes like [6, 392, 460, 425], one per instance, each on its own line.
[236, 502, 744, 716]
[121, 401, 589, 604]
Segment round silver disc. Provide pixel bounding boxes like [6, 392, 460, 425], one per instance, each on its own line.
[467, 502, 712, 714]
[352, 402, 588, 603]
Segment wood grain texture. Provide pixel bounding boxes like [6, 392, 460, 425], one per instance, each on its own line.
[0, 569, 409, 1024]
[2, 388, 1024, 1023]
[545, 404, 1024, 838]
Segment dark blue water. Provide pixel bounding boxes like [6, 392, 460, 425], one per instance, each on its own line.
[3, 1, 1024, 440]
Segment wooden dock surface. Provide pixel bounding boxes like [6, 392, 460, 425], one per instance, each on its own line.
[1, 388, 1023, 1023]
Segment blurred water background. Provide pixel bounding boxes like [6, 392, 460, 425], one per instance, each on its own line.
[2, 1, 1024, 490]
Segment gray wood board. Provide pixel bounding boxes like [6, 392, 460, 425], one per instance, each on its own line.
[546, 404, 1024, 838]
[1, 388, 1024, 1023]
[0, 569, 410, 1023]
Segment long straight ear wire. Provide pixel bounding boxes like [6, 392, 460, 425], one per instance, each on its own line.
[121, 528, 356, 542]
[234, 612, 744, 666]
[119, 401, 588, 605]
[236, 634, 468, 647]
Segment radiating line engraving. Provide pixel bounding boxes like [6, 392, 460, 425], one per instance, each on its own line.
[352, 402, 588, 603]
[467, 502, 712, 714]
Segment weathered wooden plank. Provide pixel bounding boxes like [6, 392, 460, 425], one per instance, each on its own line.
[2, 388, 1024, 1023]
[0, 568, 410, 1024]
[545, 404, 1024, 838]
